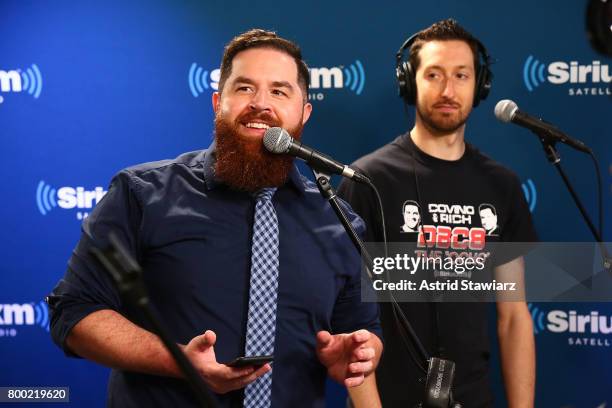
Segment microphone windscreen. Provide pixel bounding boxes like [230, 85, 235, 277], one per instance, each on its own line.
[263, 127, 292, 154]
[494, 99, 518, 123]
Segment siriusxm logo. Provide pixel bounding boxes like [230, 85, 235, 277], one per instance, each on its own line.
[0, 301, 49, 338]
[188, 63, 220, 97]
[308, 60, 365, 100]
[188, 60, 366, 101]
[528, 304, 611, 347]
[523, 55, 611, 96]
[521, 178, 537, 213]
[0, 64, 43, 104]
[309, 60, 365, 93]
[36, 180, 107, 220]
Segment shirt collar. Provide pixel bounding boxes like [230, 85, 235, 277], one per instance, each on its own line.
[202, 140, 306, 195]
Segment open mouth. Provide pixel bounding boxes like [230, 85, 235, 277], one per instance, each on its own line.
[244, 122, 271, 130]
[239, 121, 274, 137]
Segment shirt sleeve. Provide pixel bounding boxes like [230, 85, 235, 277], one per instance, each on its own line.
[47, 170, 143, 356]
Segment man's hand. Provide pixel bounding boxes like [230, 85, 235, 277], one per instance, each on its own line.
[316, 329, 381, 388]
[183, 330, 271, 394]
[66, 310, 270, 394]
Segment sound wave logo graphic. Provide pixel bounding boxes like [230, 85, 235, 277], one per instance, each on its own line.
[33, 301, 49, 332]
[0, 301, 49, 332]
[521, 178, 537, 213]
[35, 180, 107, 219]
[188, 63, 219, 97]
[0, 64, 43, 104]
[36, 180, 57, 215]
[523, 55, 547, 92]
[342, 60, 366, 95]
[309, 60, 366, 100]
[528, 303, 546, 334]
[19, 64, 43, 98]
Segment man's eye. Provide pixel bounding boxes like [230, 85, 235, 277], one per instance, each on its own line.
[272, 89, 287, 96]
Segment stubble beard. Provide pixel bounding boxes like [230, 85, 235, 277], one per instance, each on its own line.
[416, 98, 471, 136]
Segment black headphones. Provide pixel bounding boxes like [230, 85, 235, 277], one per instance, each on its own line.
[395, 33, 493, 107]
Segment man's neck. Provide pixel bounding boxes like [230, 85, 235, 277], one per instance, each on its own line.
[410, 117, 466, 161]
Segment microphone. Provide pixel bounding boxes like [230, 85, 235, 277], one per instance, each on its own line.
[494, 99, 591, 153]
[263, 127, 370, 183]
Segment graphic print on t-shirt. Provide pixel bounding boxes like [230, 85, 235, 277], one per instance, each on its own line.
[400, 200, 421, 233]
[401, 200, 499, 278]
[478, 203, 499, 236]
[399, 201, 501, 244]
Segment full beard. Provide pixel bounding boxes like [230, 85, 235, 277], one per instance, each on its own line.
[214, 112, 304, 192]
[416, 99, 470, 135]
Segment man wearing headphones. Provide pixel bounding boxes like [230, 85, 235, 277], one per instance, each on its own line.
[339, 19, 536, 407]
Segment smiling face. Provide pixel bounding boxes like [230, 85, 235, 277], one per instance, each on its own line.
[213, 47, 311, 140]
[414, 40, 476, 135]
[212, 47, 312, 192]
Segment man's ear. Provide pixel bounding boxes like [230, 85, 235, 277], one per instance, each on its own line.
[302, 102, 313, 125]
[212, 92, 220, 114]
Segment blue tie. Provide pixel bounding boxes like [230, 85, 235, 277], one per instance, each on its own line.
[243, 188, 279, 408]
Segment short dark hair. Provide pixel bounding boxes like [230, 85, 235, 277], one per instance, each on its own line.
[218, 29, 310, 101]
[408, 19, 481, 74]
[403, 200, 420, 212]
[478, 203, 497, 216]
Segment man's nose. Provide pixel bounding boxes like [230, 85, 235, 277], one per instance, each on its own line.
[249, 90, 271, 111]
[441, 78, 456, 99]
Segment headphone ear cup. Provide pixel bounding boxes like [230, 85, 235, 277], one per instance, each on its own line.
[472, 65, 493, 107]
[473, 40, 493, 107]
[396, 63, 407, 99]
[480, 67, 492, 102]
[473, 66, 492, 107]
[405, 62, 417, 105]
[396, 33, 418, 105]
[473, 67, 483, 107]
[397, 61, 417, 105]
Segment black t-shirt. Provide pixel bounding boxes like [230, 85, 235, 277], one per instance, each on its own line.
[338, 133, 537, 408]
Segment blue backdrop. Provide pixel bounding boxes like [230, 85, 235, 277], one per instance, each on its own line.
[1, 1, 610, 406]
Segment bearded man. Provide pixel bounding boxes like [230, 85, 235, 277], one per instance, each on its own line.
[48, 29, 382, 408]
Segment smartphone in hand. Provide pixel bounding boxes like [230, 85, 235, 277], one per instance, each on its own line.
[226, 355, 274, 367]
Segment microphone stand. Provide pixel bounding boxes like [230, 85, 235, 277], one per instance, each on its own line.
[537, 134, 611, 273]
[310, 168, 427, 356]
[90, 232, 217, 408]
[311, 168, 462, 408]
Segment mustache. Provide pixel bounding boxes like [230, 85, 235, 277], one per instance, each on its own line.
[236, 111, 281, 126]
[433, 99, 461, 108]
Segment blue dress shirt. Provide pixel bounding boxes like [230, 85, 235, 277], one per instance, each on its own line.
[48, 143, 381, 408]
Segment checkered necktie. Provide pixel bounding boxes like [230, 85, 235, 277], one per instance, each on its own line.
[243, 188, 279, 408]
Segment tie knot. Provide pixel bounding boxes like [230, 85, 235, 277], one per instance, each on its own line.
[254, 188, 276, 202]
